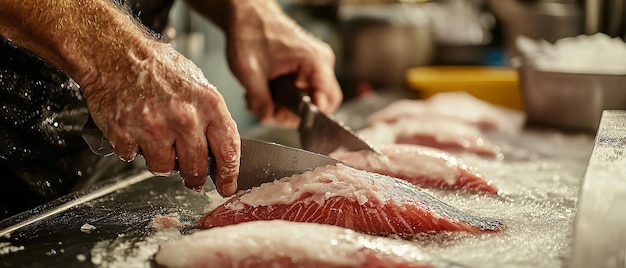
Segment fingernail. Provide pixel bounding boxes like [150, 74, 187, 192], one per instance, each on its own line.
[152, 171, 175, 177]
[182, 178, 204, 192]
[118, 154, 136, 163]
[221, 182, 237, 196]
[185, 184, 203, 193]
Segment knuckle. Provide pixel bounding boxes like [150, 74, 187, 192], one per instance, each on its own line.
[172, 107, 199, 130]
[196, 90, 225, 114]
[139, 115, 163, 134]
[204, 93, 224, 110]
[218, 165, 238, 182]
[215, 149, 239, 184]
[317, 42, 336, 62]
[218, 138, 241, 166]
[222, 144, 239, 164]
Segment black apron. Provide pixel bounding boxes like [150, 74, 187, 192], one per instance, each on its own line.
[0, 0, 175, 219]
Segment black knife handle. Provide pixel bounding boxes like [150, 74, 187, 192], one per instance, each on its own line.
[269, 75, 308, 114]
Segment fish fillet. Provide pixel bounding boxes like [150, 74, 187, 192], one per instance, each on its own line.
[329, 144, 498, 194]
[368, 92, 525, 133]
[358, 118, 501, 157]
[199, 164, 502, 236]
[156, 220, 462, 268]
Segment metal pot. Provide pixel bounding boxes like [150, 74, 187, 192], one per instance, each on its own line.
[517, 63, 626, 132]
[339, 3, 435, 88]
[586, 0, 626, 38]
[489, 0, 585, 61]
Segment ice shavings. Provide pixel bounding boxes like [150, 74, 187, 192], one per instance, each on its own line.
[90, 228, 182, 268]
[80, 223, 96, 233]
[203, 189, 229, 212]
[517, 33, 626, 74]
[0, 242, 25, 255]
[415, 130, 594, 268]
[232, 164, 387, 208]
[88, 208, 201, 268]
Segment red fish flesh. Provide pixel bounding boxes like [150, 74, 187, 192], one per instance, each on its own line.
[199, 164, 502, 236]
[358, 118, 501, 157]
[156, 220, 461, 268]
[368, 92, 525, 133]
[329, 144, 498, 194]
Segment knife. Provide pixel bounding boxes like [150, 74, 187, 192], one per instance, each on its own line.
[269, 75, 380, 155]
[225, 139, 340, 191]
[81, 119, 340, 191]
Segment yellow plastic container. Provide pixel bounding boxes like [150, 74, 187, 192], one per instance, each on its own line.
[405, 66, 522, 110]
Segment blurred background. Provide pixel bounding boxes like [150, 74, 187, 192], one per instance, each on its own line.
[167, 0, 624, 133]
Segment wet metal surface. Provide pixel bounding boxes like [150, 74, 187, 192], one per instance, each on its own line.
[0, 93, 600, 267]
[0, 169, 209, 267]
[0, 127, 596, 268]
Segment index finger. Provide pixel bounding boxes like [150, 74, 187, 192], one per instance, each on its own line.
[305, 65, 343, 115]
[205, 106, 241, 197]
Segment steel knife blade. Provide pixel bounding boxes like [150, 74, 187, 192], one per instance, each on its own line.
[269, 75, 380, 155]
[213, 139, 340, 192]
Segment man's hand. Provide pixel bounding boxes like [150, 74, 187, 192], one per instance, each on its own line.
[187, 0, 343, 127]
[83, 43, 241, 196]
[0, 0, 241, 196]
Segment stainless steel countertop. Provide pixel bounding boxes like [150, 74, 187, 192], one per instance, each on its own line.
[0, 93, 605, 267]
[0, 170, 210, 267]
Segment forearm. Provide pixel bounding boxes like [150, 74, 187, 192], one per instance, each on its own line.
[0, 0, 165, 94]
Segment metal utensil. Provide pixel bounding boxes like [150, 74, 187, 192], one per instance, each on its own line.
[81, 120, 339, 191]
[517, 64, 626, 132]
[82, 116, 115, 156]
[227, 139, 339, 191]
[269, 75, 380, 155]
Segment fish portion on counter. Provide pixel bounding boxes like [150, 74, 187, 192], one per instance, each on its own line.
[355, 92, 527, 157]
[329, 144, 498, 194]
[199, 164, 502, 236]
[156, 220, 462, 268]
[358, 118, 501, 157]
[368, 92, 525, 133]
